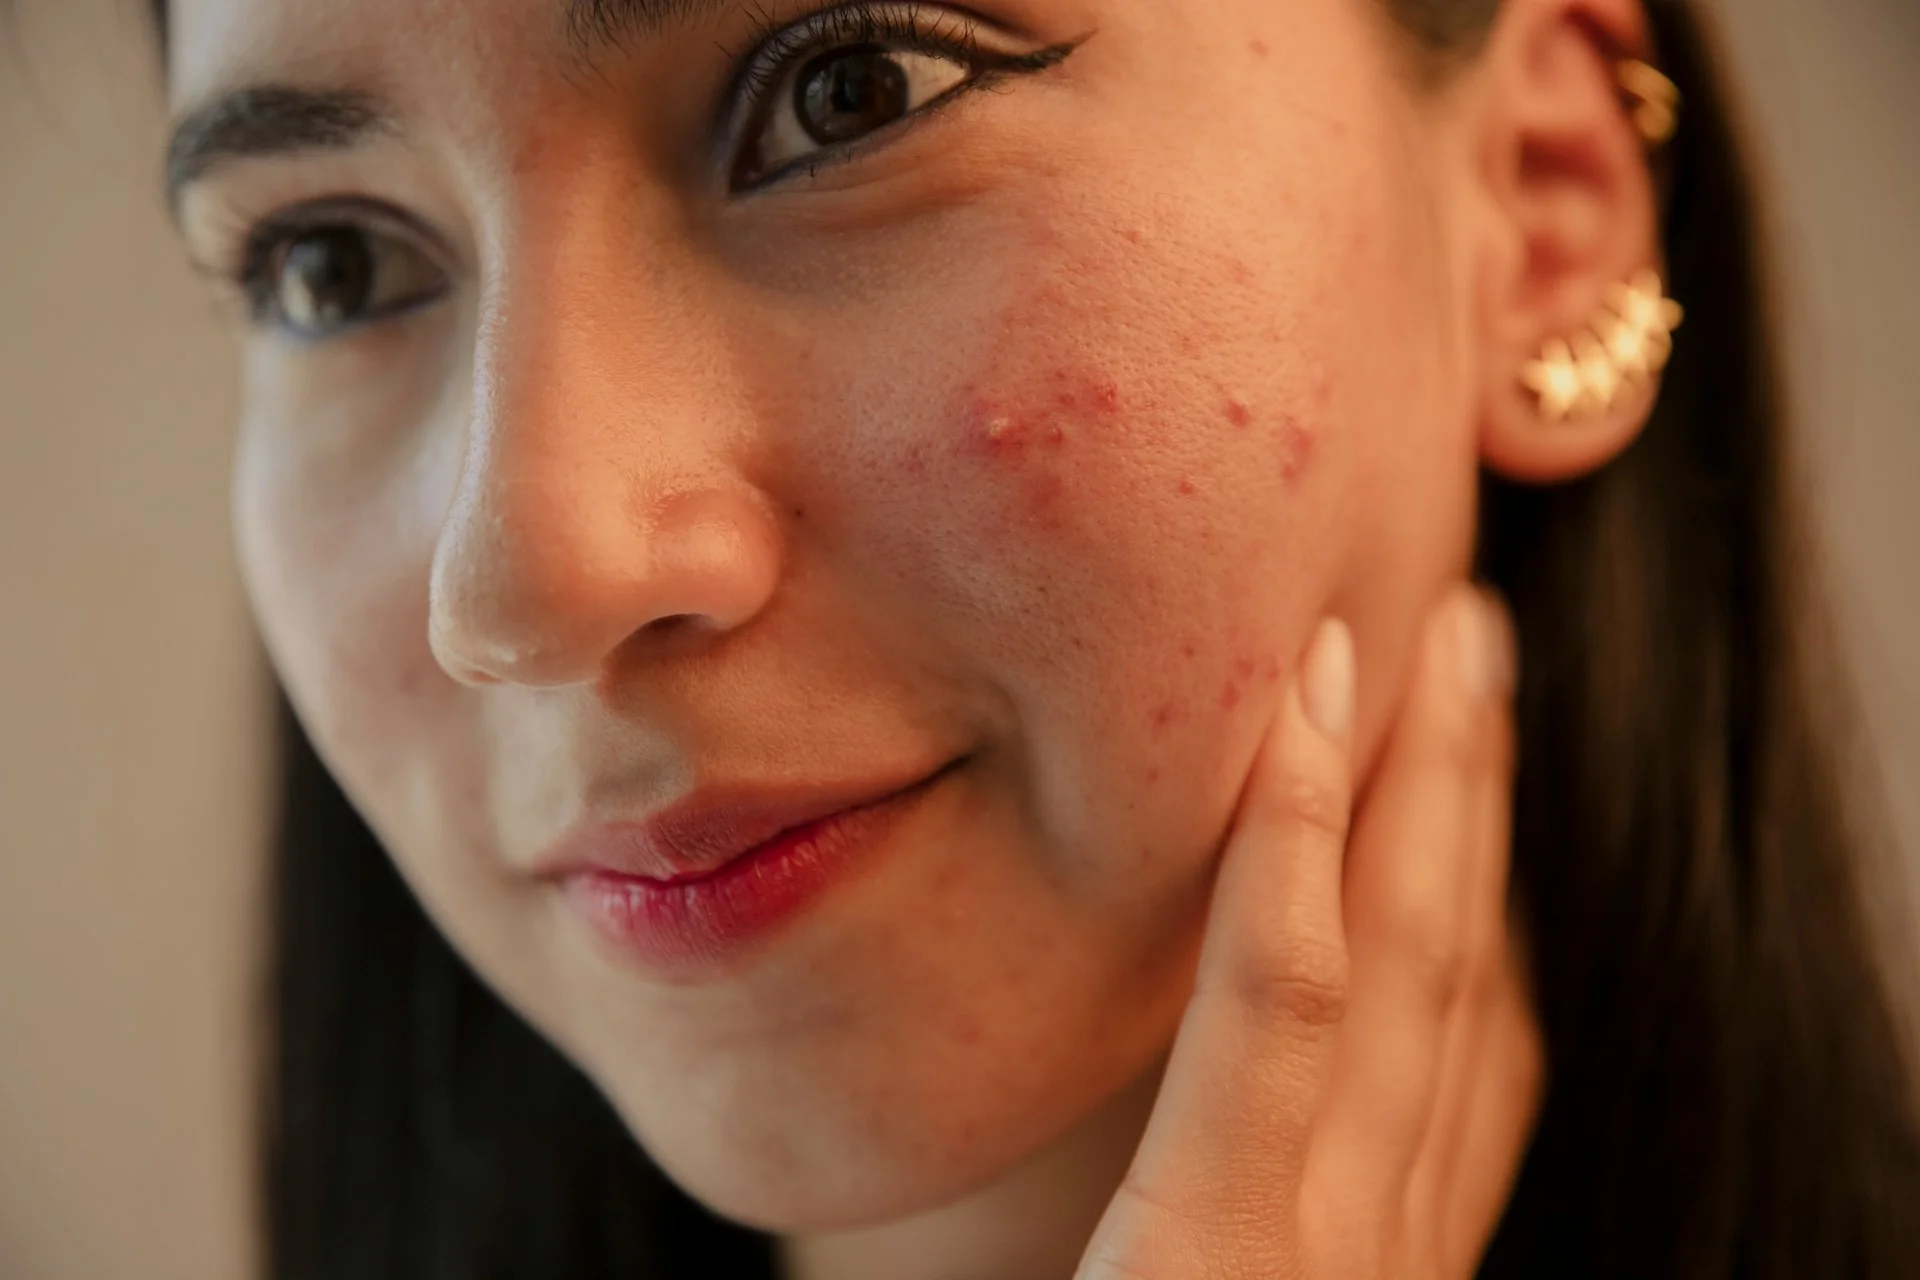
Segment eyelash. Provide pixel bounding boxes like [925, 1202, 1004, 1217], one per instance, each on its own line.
[724, 1, 1078, 188]
[218, 2, 1083, 336]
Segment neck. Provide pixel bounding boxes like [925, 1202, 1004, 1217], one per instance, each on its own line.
[775, 1051, 1170, 1280]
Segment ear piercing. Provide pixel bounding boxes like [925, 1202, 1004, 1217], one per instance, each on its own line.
[1520, 270, 1685, 423]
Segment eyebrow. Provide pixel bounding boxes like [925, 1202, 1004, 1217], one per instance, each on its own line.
[163, 0, 741, 214]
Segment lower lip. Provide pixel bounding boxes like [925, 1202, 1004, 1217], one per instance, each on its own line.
[559, 766, 953, 976]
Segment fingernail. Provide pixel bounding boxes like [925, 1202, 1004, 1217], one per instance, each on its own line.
[1454, 589, 1514, 699]
[1300, 617, 1355, 745]
[1482, 589, 1518, 696]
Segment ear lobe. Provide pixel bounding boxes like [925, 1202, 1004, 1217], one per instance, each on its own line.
[1469, 0, 1673, 484]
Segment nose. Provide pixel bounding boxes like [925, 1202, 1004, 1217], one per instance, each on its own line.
[429, 229, 783, 689]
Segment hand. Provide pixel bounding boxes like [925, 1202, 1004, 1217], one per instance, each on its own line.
[1077, 585, 1543, 1280]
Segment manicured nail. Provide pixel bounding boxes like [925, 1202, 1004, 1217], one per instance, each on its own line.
[1454, 589, 1511, 699]
[1300, 617, 1355, 745]
[1481, 589, 1518, 696]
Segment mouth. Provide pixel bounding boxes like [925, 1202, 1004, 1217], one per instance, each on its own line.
[544, 757, 966, 977]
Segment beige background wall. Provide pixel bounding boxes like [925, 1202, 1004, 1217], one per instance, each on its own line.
[1, 2, 1914, 1277]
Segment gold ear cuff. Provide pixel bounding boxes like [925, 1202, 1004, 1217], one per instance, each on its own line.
[1618, 58, 1680, 148]
[1520, 270, 1684, 423]
[1516, 59, 1682, 423]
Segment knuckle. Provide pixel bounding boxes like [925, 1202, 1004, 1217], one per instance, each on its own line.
[1274, 774, 1351, 847]
[1382, 895, 1469, 1013]
[1221, 932, 1351, 1032]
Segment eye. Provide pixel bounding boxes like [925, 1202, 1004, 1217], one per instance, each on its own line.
[741, 43, 969, 184]
[726, 4, 1085, 191]
[239, 216, 448, 340]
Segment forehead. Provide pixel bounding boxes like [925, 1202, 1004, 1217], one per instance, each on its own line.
[168, 0, 543, 102]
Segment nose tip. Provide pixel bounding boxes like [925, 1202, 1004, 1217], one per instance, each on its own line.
[428, 483, 784, 689]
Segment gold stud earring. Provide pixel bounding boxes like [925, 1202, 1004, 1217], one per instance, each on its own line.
[1520, 269, 1684, 423]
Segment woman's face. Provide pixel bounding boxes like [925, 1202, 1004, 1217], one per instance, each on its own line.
[170, 0, 1481, 1229]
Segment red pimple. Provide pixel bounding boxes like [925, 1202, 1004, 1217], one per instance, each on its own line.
[1220, 680, 1243, 710]
[1277, 414, 1318, 486]
[1180, 642, 1196, 659]
[1263, 654, 1283, 682]
[1176, 477, 1197, 496]
[1149, 701, 1178, 735]
[1249, 38, 1270, 58]
[1233, 656, 1258, 683]
[1225, 399, 1253, 428]
[1146, 766, 1162, 784]
[1122, 228, 1143, 245]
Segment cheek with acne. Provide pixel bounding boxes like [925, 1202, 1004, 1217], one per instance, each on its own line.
[952, 366, 1127, 532]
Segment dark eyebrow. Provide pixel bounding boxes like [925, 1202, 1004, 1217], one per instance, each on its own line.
[164, 0, 743, 214]
[560, 0, 742, 63]
[164, 86, 393, 217]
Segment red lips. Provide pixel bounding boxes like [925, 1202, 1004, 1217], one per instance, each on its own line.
[539, 760, 962, 975]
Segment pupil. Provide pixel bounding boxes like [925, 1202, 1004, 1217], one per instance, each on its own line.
[796, 46, 911, 145]
[280, 228, 373, 328]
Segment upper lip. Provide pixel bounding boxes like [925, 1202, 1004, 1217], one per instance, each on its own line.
[537, 761, 956, 884]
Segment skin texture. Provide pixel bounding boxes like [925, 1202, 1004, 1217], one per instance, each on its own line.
[165, 0, 1659, 1273]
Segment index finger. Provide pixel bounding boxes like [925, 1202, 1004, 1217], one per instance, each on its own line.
[1093, 616, 1356, 1260]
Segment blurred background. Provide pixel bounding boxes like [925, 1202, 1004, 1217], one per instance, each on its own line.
[1, 0, 1915, 1276]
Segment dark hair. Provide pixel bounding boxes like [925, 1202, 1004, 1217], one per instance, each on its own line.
[144, 0, 1920, 1275]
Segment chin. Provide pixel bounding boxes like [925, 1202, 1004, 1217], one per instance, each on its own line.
[593, 1030, 1151, 1235]
[598, 1079, 1032, 1232]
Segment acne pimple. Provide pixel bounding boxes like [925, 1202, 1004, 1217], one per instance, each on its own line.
[1249, 38, 1270, 58]
[1220, 680, 1243, 710]
[1180, 642, 1196, 659]
[1176, 477, 1197, 496]
[1277, 415, 1318, 486]
[1225, 399, 1253, 428]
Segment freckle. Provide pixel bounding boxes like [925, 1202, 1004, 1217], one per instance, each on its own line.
[1249, 38, 1270, 58]
[1176, 477, 1197, 496]
[1225, 399, 1253, 428]
[792, 505, 805, 520]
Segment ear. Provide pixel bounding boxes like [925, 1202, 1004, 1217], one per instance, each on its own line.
[1462, 0, 1672, 484]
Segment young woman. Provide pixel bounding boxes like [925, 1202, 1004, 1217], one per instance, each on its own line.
[147, 0, 1920, 1274]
